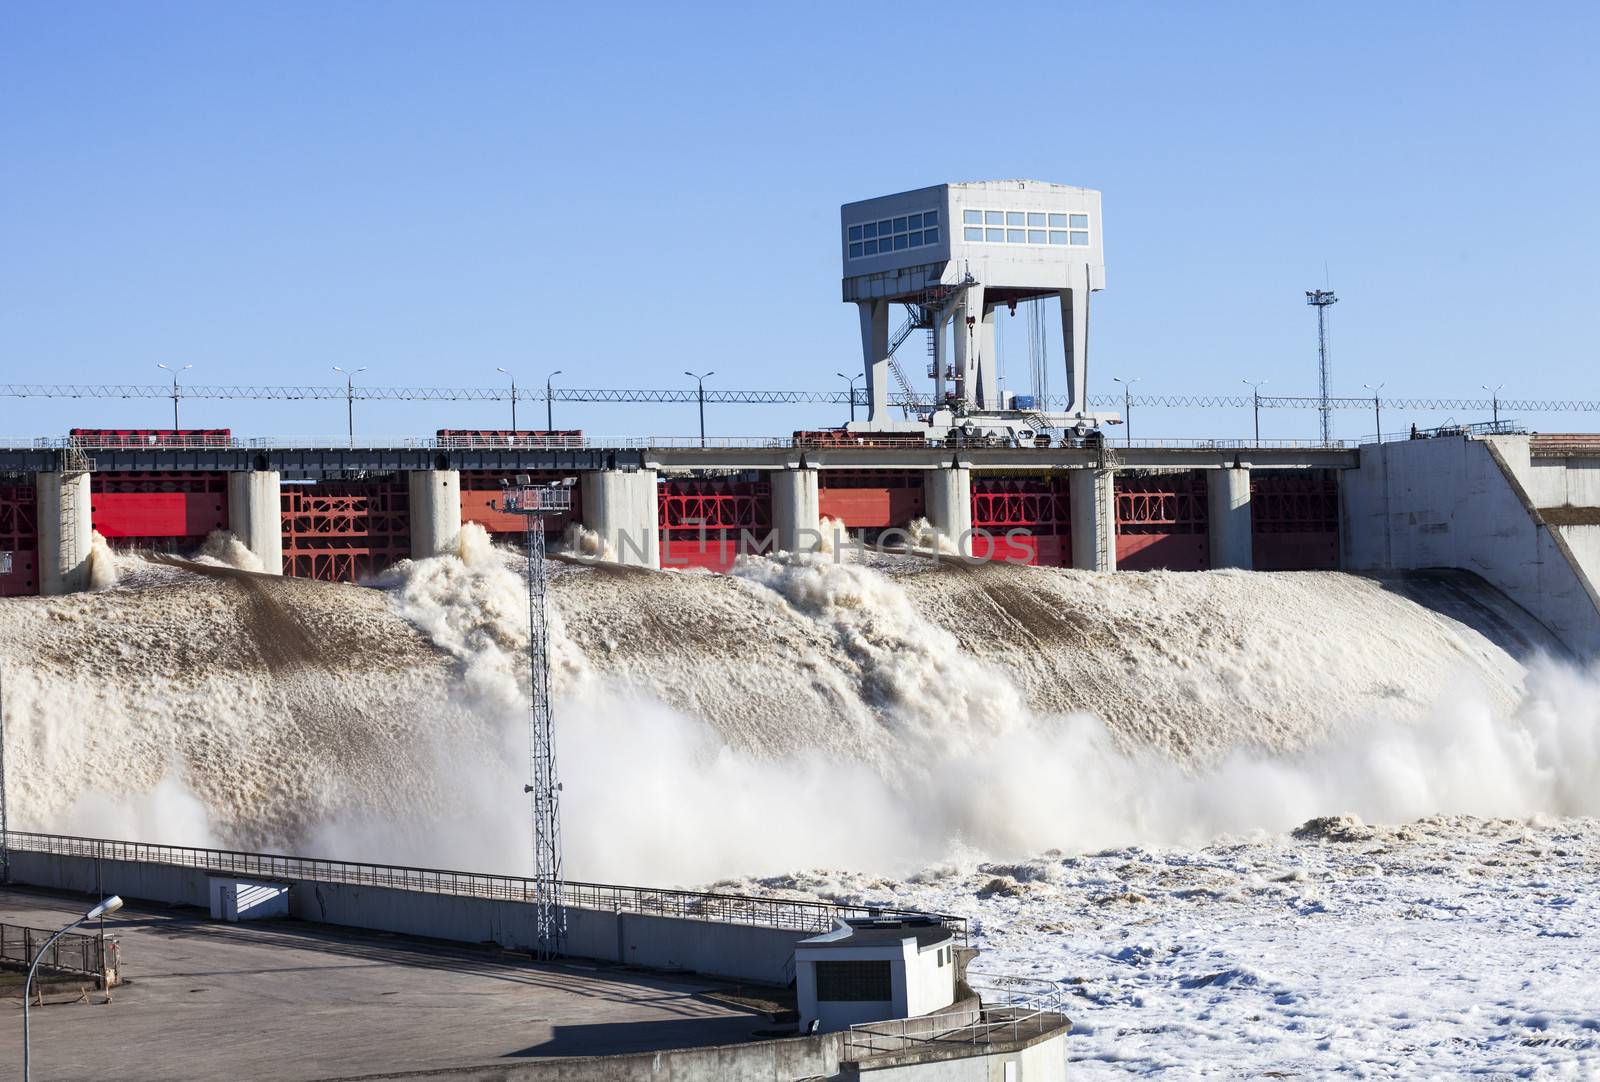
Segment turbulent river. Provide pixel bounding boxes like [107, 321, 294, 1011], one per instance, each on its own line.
[3, 526, 1597, 1074]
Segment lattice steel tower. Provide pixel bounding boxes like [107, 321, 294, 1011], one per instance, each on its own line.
[1305, 289, 1339, 446]
[497, 475, 574, 960]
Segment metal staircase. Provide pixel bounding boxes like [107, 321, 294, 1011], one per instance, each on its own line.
[56, 440, 94, 584]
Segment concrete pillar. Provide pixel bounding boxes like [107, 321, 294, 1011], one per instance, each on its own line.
[580, 469, 660, 569]
[227, 471, 284, 574]
[857, 299, 891, 426]
[37, 471, 92, 595]
[772, 467, 821, 553]
[1069, 468, 1117, 572]
[1057, 262, 1093, 415]
[1207, 467, 1254, 570]
[975, 302, 999, 410]
[923, 466, 972, 557]
[408, 469, 462, 560]
[953, 284, 985, 410]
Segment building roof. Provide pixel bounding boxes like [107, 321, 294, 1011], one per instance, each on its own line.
[798, 916, 954, 951]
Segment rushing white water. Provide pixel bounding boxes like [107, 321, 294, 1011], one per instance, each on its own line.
[0, 526, 1594, 886]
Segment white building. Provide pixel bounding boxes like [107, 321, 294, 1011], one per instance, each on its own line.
[794, 916, 959, 1034]
[841, 179, 1109, 437]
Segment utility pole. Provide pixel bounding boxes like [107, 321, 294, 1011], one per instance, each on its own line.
[332, 365, 367, 447]
[837, 371, 862, 423]
[545, 370, 563, 432]
[1305, 289, 1338, 446]
[685, 370, 714, 447]
[1364, 382, 1385, 443]
[496, 368, 519, 430]
[495, 476, 574, 961]
[1482, 383, 1504, 427]
[1113, 376, 1139, 447]
[156, 363, 192, 428]
[1242, 379, 1268, 444]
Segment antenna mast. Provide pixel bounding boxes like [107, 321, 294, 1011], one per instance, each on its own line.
[1305, 289, 1339, 445]
[495, 475, 574, 961]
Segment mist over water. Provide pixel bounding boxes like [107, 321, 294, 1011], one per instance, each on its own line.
[1, 524, 1596, 885]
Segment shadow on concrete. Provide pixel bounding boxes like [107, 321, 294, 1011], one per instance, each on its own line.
[1367, 568, 1572, 661]
[512, 1016, 767, 1058]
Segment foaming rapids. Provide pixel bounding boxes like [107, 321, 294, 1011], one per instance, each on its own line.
[3, 526, 1597, 884]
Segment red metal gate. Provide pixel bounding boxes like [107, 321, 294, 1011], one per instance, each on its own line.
[970, 476, 1072, 565]
[91, 472, 228, 553]
[280, 482, 411, 582]
[659, 479, 771, 572]
[0, 483, 39, 596]
[817, 470, 925, 532]
[459, 471, 581, 540]
[1251, 473, 1340, 570]
[1115, 473, 1209, 571]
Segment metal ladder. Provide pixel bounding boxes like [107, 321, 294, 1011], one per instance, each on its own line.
[1093, 442, 1120, 572]
[57, 441, 93, 581]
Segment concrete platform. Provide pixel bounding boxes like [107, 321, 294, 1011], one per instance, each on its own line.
[0, 888, 775, 1081]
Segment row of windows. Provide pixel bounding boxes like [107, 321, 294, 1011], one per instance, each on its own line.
[962, 208, 1090, 246]
[815, 960, 893, 1002]
[846, 209, 941, 259]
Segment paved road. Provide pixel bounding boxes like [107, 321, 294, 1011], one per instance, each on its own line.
[0, 888, 772, 1081]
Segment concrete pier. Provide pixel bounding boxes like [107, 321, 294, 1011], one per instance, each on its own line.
[226, 470, 283, 574]
[772, 466, 821, 553]
[924, 465, 972, 557]
[37, 471, 92, 595]
[1207, 467, 1254, 570]
[1070, 469, 1117, 571]
[407, 469, 462, 560]
[581, 468, 661, 568]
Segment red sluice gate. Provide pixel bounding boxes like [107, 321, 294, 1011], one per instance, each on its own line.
[91, 472, 228, 553]
[0, 482, 39, 596]
[281, 481, 410, 582]
[659, 479, 771, 572]
[1251, 472, 1340, 570]
[970, 476, 1072, 566]
[1115, 473, 1210, 571]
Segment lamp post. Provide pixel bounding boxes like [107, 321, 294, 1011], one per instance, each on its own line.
[685, 370, 714, 448]
[1363, 382, 1386, 443]
[837, 371, 863, 423]
[1242, 379, 1268, 444]
[545, 369, 563, 432]
[156, 363, 192, 429]
[1482, 383, 1505, 427]
[24, 895, 123, 1081]
[1112, 376, 1140, 446]
[332, 366, 367, 447]
[496, 367, 519, 430]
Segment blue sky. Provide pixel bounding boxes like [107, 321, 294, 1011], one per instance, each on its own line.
[2, 1, 1595, 441]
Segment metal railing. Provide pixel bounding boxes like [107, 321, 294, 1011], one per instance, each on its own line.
[845, 976, 1067, 1059]
[3, 831, 964, 941]
[0, 921, 116, 985]
[0, 433, 1372, 453]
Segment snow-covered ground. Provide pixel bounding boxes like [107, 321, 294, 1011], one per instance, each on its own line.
[742, 814, 1600, 1078]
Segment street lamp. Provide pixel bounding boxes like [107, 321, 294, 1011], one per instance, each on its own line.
[156, 363, 192, 429]
[545, 369, 563, 432]
[685, 370, 714, 448]
[1363, 382, 1386, 443]
[837, 371, 863, 423]
[1482, 383, 1505, 427]
[332, 366, 368, 447]
[1242, 379, 1268, 444]
[24, 895, 123, 1081]
[496, 367, 519, 430]
[1112, 376, 1140, 446]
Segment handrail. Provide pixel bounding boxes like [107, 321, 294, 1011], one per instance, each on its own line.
[2, 830, 964, 941]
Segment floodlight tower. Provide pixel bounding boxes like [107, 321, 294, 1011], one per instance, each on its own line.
[1306, 289, 1339, 446]
[496, 475, 574, 960]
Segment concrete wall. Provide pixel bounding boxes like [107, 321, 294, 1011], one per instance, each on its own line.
[1341, 436, 1600, 657]
[581, 469, 661, 569]
[772, 466, 821, 553]
[1207, 467, 1253, 570]
[226, 470, 284, 574]
[843, 1031, 1068, 1082]
[408, 469, 463, 560]
[1068, 469, 1115, 571]
[36, 471, 91, 594]
[6, 851, 806, 986]
[923, 466, 972, 557]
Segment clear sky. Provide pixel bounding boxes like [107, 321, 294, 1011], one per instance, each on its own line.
[2, 1, 1595, 442]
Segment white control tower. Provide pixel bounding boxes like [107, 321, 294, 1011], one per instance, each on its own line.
[841, 179, 1109, 439]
